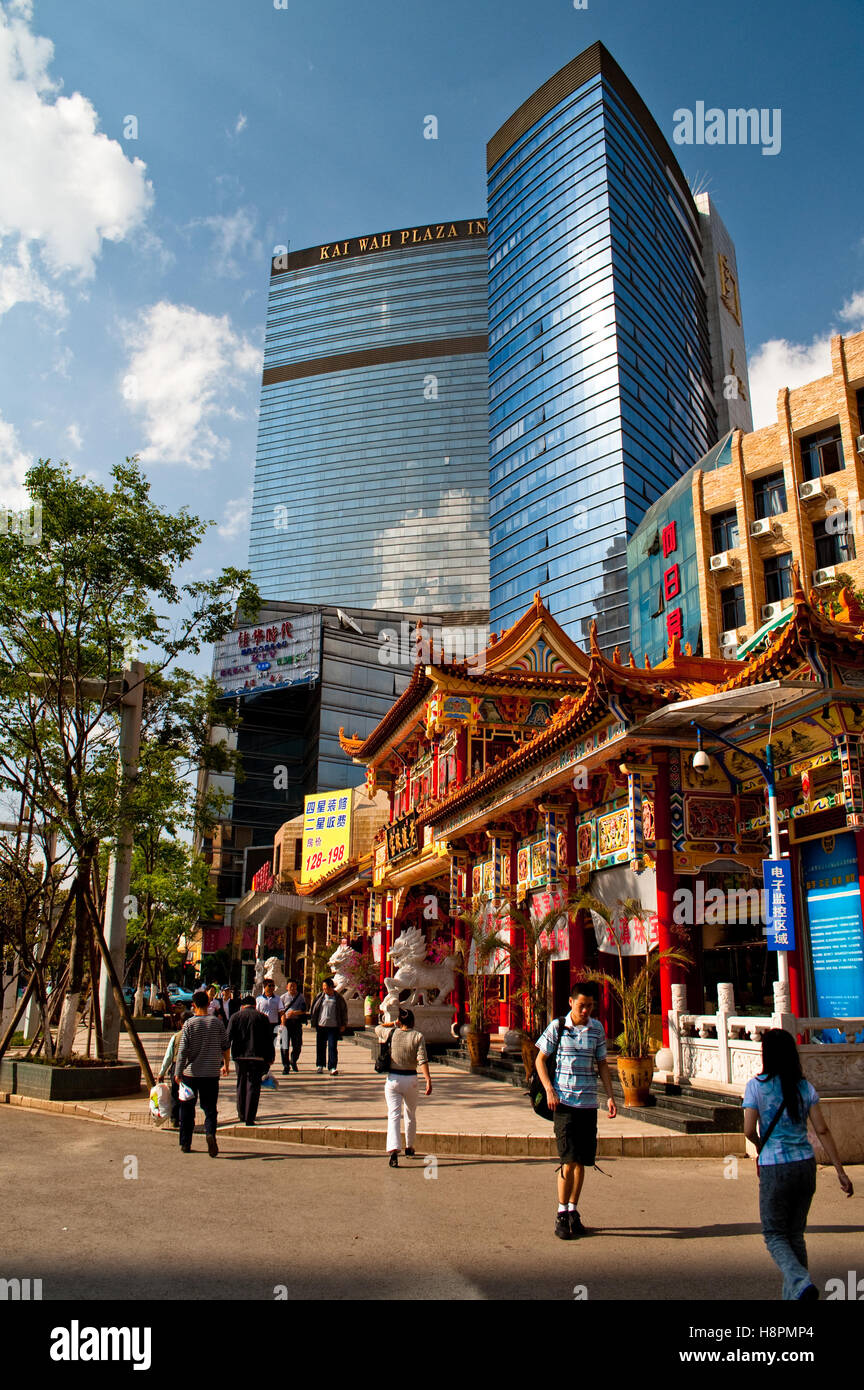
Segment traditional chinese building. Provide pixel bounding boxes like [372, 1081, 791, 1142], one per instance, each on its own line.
[309, 583, 864, 1064]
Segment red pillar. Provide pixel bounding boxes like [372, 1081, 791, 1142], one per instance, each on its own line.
[654, 755, 680, 1046]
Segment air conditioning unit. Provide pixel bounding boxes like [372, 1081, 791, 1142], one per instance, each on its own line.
[798, 478, 825, 501]
[812, 566, 837, 587]
[856, 434, 864, 456]
[761, 602, 785, 622]
[749, 517, 774, 538]
[719, 630, 740, 650]
[709, 551, 732, 572]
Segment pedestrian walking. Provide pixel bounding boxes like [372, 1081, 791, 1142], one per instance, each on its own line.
[310, 977, 347, 1074]
[219, 986, 239, 1024]
[743, 1027, 853, 1300]
[279, 978, 307, 1073]
[534, 980, 617, 1240]
[375, 1008, 432, 1167]
[255, 978, 282, 1087]
[226, 996, 276, 1126]
[157, 1009, 192, 1128]
[174, 990, 230, 1156]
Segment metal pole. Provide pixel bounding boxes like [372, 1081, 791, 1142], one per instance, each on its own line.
[99, 661, 145, 1058]
[764, 744, 789, 991]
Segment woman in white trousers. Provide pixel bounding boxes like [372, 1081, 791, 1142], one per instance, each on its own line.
[375, 1009, 432, 1167]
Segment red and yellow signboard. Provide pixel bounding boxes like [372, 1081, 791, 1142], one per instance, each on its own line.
[301, 789, 354, 885]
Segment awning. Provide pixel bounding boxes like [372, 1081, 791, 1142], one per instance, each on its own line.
[734, 605, 793, 658]
[635, 680, 815, 735]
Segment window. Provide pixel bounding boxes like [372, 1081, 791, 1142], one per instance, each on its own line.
[800, 428, 844, 481]
[753, 471, 787, 519]
[764, 552, 794, 604]
[711, 507, 739, 553]
[813, 517, 855, 570]
[720, 585, 746, 631]
[293, 839, 302, 872]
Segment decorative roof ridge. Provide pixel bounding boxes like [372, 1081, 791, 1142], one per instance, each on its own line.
[461, 592, 590, 675]
[342, 664, 432, 761]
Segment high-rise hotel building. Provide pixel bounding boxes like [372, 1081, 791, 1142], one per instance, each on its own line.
[486, 43, 751, 653]
[249, 219, 490, 614]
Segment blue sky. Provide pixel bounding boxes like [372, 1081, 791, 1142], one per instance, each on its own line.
[1, 0, 862, 638]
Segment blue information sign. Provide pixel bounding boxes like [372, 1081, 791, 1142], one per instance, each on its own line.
[800, 832, 864, 1017]
[763, 857, 795, 952]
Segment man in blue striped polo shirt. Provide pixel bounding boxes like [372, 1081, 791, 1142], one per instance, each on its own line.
[535, 981, 617, 1240]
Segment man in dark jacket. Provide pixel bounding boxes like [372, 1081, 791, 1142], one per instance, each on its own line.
[310, 977, 348, 1075]
[226, 995, 277, 1125]
[175, 991, 230, 1156]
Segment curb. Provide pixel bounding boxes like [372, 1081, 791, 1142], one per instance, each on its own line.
[1, 1092, 748, 1158]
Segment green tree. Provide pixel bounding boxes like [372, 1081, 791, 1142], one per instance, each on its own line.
[0, 458, 259, 1060]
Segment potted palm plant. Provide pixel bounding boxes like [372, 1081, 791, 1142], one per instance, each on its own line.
[575, 894, 690, 1106]
[455, 898, 509, 1070]
[503, 896, 575, 1077]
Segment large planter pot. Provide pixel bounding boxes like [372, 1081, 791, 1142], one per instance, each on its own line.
[616, 1055, 655, 1107]
[12, 1061, 142, 1101]
[465, 1030, 491, 1070]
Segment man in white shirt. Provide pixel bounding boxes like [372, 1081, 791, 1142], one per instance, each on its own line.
[255, 978, 281, 1088]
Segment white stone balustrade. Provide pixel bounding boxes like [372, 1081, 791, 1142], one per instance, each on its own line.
[668, 994, 864, 1095]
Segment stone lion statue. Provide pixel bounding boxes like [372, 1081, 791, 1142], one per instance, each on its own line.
[385, 925, 455, 1009]
[328, 942, 364, 1001]
[252, 956, 288, 997]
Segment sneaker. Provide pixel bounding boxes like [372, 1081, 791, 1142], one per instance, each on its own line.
[388, 1152, 399, 1168]
[554, 1212, 571, 1240]
[206, 1135, 219, 1158]
[316, 1066, 324, 1073]
[180, 1143, 191, 1154]
[330, 1068, 338, 1076]
[404, 1147, 415, 1157]
[569, 1210, 587, 1237]
[291, 1061, 299, 1072]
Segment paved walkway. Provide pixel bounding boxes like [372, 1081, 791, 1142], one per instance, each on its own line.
[0, 1024, 746, 1158]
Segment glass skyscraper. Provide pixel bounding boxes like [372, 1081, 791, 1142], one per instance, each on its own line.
[487, 43, 740, 653]
[249, 219, 490, 614]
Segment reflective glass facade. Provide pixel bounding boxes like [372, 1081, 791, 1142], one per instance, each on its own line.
[487, 45, 718, 653]
[249, 223, 490, 613]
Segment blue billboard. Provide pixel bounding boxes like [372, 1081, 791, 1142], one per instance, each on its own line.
[801, 832, 864, 1017]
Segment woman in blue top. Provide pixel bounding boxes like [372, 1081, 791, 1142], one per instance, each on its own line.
[743, 1028, 853, 1300]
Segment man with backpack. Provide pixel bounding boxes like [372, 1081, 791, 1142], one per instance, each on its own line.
[534, 981, 617, 1240]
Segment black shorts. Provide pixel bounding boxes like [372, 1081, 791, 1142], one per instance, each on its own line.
[553, 1105, 598, 1166]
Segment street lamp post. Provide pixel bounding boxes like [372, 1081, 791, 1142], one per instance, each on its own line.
[691, 721, 790, 997]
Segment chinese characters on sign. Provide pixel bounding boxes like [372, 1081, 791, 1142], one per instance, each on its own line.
[301, 789, 353, 885]
[386, 812, 419, 862]
[213, 611, 321, 696]
[661, 519, 684, 643]
[763, 857, 795, 952]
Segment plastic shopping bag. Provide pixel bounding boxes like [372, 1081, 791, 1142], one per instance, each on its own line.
[149, 1083, 171, 1123]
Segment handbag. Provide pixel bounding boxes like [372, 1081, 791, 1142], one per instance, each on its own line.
[755, 1098, 786, 1155]
[374, 1031, 393, 1074]
[527, 1015, 567, 1121]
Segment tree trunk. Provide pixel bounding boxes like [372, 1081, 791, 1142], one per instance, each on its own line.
[56, 853, 94, 1057]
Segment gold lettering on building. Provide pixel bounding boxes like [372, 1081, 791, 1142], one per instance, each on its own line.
[718, 253, 742, 325]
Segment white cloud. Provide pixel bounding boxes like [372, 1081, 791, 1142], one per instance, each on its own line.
[190, 207, 258, 279]
[66, 422, 82, 451]
[234, 112, 247, 136]
[748, 288, 864, 429]
[0, 408, 31, 506]
[217, 490, 252, 540]
[0, 0, 153, 316]
[120, 301, 261, 470]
